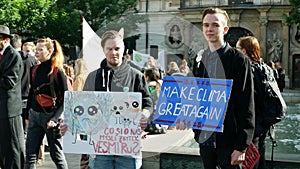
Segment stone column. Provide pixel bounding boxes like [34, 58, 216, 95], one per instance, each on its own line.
[258, 9, 269, 61]
[184, 23, 192, 59]
[281, 20, 289, 72]
[281, 8, 292, 88]
[162, 0, 166, 10]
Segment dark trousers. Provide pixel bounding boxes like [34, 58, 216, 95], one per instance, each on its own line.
[0, 115, 25, 169]
[199, 145, 242, 169]
[252, 132, 267, 169]
[25, 109, 68, 169]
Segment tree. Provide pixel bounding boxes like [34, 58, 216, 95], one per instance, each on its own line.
[0, 0, 146, 58]
[43, 0, 147, 56]
[285, 0, 300, 28]
[0, 0, 55, 35]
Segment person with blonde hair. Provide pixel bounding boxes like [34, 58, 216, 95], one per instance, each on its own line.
[24, 38, 68, 169]
[73, 58, 89, 91]
[23, 41, 36, 56]
[166, 61, 179, 75]
[179, 59, 190, 74]
[83, 28, 153, 169]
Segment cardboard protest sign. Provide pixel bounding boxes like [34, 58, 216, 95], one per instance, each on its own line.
[153, 76, 232, 132]
[63, 91, 142, 157]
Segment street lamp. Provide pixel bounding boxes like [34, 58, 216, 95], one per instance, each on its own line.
[146, 0, 149, 54]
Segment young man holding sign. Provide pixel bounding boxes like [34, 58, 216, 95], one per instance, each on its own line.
[83, 28, 153, 169]
[179, 7, 255, 169]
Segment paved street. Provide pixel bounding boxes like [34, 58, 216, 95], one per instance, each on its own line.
[38, 153, 81, 169]
[37, 129, 195, 169]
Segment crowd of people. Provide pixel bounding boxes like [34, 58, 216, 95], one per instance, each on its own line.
[0, 6, 287, 169]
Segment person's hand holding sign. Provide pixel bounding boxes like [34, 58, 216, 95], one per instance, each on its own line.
[140, 109, 150, 130]
[176, 121, 186, 130]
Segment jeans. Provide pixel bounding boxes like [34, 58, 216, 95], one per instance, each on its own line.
[90, 155, 142, 169]
[24, 109, 68, 169]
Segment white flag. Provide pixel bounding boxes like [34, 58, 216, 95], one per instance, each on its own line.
[82, 17, 105, 72]
[132, 50, 150, 68]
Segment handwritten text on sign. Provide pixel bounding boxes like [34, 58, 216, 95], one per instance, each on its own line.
[63, 91, 142, 157]
[153, 76, 233, 132]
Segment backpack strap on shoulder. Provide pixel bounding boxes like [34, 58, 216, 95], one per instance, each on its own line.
[49, 74, 57, 107]
[31, 64, 40, 82]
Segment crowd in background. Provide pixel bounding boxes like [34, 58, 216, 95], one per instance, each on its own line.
[0, 7, 287, 168]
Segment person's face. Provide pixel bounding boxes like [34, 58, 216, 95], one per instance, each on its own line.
[103, 37, 124, 68]
[0, 35, 9, 51]
[35, 43, 52, 62]
[23, 45, 35, 55]
[202, 13, 229, 44]
[148, 58, 154, 67]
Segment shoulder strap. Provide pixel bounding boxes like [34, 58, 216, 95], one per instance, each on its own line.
[31, 64, 40, 82]
[49, 74, 57, 106]
[53, 67, 59, 85]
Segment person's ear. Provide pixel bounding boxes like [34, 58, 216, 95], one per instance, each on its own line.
[48, 49, 54, 56]
[241, 48, 247, 55]
[223, 26, 229, 35]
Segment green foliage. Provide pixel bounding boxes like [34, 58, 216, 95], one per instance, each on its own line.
[0, 0, 55, 31]
[285, 0, 300, 28]
[0, 0, 146, 52]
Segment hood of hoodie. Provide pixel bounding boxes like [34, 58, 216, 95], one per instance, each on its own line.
[100, 58, 130, 74]
[99, 58, 132, 91]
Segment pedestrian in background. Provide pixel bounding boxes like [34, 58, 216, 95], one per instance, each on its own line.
[275, 61, 285, 92]
[179, 59, 190, 74]
[144, 67, 167, 134]
[11, 34, 39, 136]
[0, 25, 25, 169]
[73, 58, 89, 91]
[178, 7, 255, 169]
[236, 36, 270, 169]
[72, 58, 90, 169]
[83, 28, 153, 169]
[23, 41, 36, 56]
[166, 61, 180, 75]
[24, 37, 68, 169]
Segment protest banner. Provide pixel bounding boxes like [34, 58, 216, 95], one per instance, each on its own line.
[153, 76, 233, 132]
[63, 91, 142, 157]
[132, 50, 150, 68]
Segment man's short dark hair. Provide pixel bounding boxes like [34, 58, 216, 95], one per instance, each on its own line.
[202, 7, 230, 23]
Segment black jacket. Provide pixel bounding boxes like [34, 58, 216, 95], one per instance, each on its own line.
[26, 60, 68, 122]
[0, 45, 23, 119]
[20, 51, 39, 99]
[191, 43, 255, 152]
[83, 58, 153, 112]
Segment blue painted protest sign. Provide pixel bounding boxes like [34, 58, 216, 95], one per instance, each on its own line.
[153, 76, 233, 132]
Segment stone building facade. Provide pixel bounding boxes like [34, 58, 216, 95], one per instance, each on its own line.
[132, 0, 300, 89]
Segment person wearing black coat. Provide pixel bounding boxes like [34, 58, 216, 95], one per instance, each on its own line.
[0, 25, 25, 169]
[177, 8, 255, 169]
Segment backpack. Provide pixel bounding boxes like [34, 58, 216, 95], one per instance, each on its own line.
[31, 64, 73, 102]
[251, 62, 287, 126]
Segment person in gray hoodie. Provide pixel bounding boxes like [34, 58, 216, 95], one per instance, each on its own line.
[83, 28, 153, 169]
